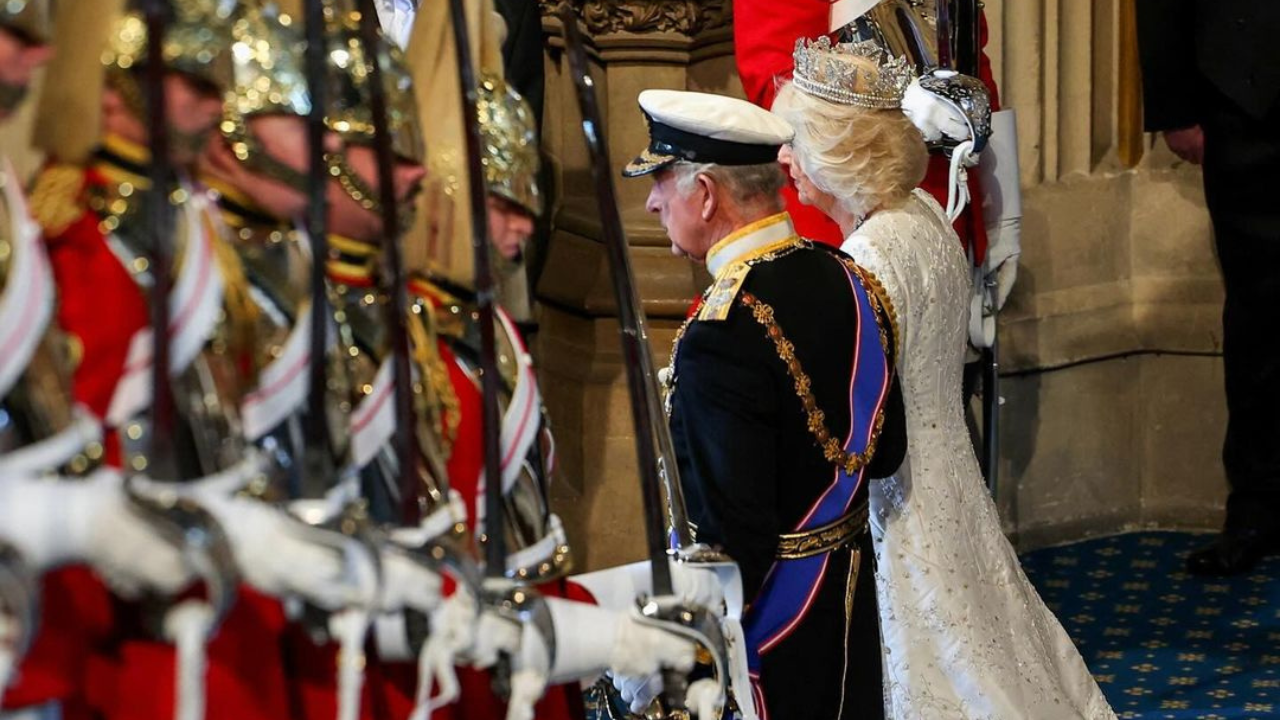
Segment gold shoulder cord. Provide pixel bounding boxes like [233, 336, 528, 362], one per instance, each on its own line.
[408, 298, 462, 460]
[738, 291, 886, 477]
[839, 257, 900, 362]
[29, 164, 86, 236]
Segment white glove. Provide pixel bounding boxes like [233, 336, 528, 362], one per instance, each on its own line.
[902, 73, 973, 146]
[543, 596, 695, 684]
[613, 671, 664, 715]
[0, 470, 192, 596]
[573, 557, 728, 616]
[377, 543, 445, 615]
[193, 491, 370, 610]
[466, 606, 523, 669]
[985, 217, 1022, 311]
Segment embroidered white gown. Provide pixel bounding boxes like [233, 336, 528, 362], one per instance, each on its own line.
[841, 189, 1115, 719]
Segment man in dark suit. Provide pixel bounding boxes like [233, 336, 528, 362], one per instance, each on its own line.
[624, 89, 906, 720]
[1136, 1, 1280, 576]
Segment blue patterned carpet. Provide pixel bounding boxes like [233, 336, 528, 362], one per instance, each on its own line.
[1021, 531, 1280, 720]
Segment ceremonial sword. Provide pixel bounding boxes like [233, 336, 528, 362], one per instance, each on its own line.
[559, 11, 735, 717]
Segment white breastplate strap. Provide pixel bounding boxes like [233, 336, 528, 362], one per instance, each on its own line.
[350, 359, 397, 469]
[240, 299, 312, 441]
[502, 513, 567, 576]
[106, 192, 225, 427]
[0, 407, 102, 476]
[0, 159, 56, 401]
[240, 223, 322, 440]
[474, 308, 543, 527]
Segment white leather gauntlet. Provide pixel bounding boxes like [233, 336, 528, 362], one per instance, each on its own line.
[543, 596, 695, 684]
[0, 469, 193, 596]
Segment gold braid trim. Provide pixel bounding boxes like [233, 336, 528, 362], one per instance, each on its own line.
[739, 292, 885, 476]
[407, 299, 461, 460]
[28, 164, 86, 236]
[839, 258, 900, 362]
[206, 222, 261, 371]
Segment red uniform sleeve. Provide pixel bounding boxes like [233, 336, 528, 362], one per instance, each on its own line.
[45, 204, 149, 422]
[733, 0, 845, 245]
[2, 567, 116, 720]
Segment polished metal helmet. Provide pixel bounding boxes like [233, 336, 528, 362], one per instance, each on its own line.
[837, 0, 939, 75]
[323, 5, 424, 231]
[476, 73, 542, 218]
[220, 2, 312, 191]
[324, 6, 424, 165]
[101, 0, 238, 95]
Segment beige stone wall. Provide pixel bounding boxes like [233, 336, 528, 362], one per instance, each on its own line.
[536, 1, 1228, 570]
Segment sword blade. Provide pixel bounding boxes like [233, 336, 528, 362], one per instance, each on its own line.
[445, 0, 508, 578]
[142, 0, 177, 479]
[935, 0, 954, 69]
[300, 0, 335, 499]
[354, 0, 421, 527]
[558, 9, 678, 594]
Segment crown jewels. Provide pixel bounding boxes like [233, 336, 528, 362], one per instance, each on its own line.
[791, 36, 914, 110]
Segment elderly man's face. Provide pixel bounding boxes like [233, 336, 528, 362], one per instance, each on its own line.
[646, 167, 710, 262]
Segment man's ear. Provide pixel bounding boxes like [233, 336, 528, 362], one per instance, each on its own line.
[697, 172, 719, 221]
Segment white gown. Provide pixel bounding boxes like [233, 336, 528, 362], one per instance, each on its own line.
[841, 189, 1115, 719]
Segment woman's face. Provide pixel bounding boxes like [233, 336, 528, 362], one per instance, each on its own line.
[777, 143, 834, 214]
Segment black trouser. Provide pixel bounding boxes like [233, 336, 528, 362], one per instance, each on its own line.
[756, 534, 883, 720]
[1202, 92, 1280, 533]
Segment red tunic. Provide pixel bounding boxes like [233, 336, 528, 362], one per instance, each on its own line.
[731, 0, 1001, 260]
[412, 277, 585, 720]
[20, 154, 296, 720]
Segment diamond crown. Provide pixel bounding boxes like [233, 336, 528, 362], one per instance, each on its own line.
[791, 36, 914, 110]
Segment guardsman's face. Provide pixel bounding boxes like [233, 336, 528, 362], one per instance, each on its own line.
[166, 74, 228, 164]
[325, 144, 426, 242]
[646, 167, 709, 262]
[239, 114, 331, 220]
[0, 27, 53, 121]
[486, 194, 533, 261]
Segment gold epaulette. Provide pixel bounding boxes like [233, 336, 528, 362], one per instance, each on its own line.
[696, 262, 753, 322]
[28, 164, 86, 237]
[407, 274, 468, 339]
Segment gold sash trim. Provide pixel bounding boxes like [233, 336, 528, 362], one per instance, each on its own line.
[776, 503, 869, 560]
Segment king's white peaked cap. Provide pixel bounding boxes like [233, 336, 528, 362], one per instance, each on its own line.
[638, 89, 795, 145]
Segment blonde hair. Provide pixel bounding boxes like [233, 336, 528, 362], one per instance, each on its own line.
[772, 77, 927, 220]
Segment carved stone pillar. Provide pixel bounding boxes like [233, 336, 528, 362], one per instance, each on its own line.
[535, 0, 737, 571]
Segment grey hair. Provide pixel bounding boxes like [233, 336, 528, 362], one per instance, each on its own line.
[671, 161, 786, 211]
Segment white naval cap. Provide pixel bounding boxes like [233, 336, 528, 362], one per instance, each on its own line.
[622, 89, 795, 177]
